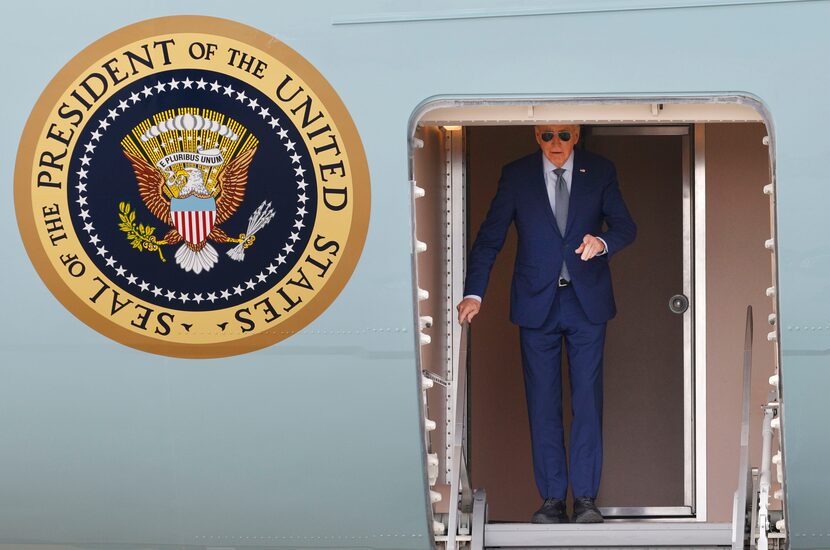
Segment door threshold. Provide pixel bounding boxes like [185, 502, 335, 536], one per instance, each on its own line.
[599, 506, 694, 518]
[484, 522, 732, 548]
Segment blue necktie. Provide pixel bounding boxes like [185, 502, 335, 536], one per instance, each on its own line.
[553, 167, 570, 281]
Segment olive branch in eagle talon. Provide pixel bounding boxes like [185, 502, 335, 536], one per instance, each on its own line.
[120, 147, 270, 274]
[118, 201, 167, 262]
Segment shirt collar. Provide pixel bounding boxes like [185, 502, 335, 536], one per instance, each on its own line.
[542, 151, 575, 174]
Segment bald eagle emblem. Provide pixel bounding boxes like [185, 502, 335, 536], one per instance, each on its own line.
[119, 111, 275, 274]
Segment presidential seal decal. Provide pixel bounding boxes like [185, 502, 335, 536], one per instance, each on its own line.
[15, 17, 370, 358]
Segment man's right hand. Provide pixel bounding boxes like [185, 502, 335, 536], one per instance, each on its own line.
[456, 298, 481, 325]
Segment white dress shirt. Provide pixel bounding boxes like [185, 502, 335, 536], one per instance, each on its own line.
[464, 152, 607, 303]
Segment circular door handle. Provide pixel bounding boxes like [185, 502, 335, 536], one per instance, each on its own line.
[669, 294, 689, 314]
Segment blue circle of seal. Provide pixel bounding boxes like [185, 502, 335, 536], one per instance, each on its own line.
[66, 69, 317, 312]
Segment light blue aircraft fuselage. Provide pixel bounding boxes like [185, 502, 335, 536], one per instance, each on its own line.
[2, 1, 828, 549]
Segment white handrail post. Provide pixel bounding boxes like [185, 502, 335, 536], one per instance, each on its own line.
[757, 406, 775, 550]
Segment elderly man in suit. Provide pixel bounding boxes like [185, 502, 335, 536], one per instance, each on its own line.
[457, 124, 636, 524]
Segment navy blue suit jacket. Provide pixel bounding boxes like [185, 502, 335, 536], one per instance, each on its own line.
[464, 149, 636, 327]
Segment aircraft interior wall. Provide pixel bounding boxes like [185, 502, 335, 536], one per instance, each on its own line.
[704, 122, 778, 522]
[413, 120, 780, 525]
[413, 125, 451, 511]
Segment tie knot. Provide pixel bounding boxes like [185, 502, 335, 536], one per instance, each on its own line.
[553, 168, 566, 177]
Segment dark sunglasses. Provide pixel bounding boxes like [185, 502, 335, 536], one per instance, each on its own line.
[540, 130, 572, 142]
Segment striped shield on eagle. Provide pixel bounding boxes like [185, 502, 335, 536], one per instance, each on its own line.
[170, 195, 217, 246]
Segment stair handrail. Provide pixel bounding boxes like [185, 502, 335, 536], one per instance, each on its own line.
[732, 305, 754, 550]
[447, 320, 471, 549]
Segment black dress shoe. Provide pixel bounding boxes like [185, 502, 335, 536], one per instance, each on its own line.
[573, 496, 604, 523]
[531, 497, 569, 523]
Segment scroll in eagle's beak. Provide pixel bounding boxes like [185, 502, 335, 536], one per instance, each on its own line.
[163, 170, 190, 199]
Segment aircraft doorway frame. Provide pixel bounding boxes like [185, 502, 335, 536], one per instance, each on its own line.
[450, 124, 702, 519]
[410, 94, 770, 526]
[428, 118, 710, 521]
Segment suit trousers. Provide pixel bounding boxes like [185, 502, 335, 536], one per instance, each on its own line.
[519, 284, 606, 500]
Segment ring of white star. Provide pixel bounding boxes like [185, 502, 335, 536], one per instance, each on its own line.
[73, 75, 311, 306]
